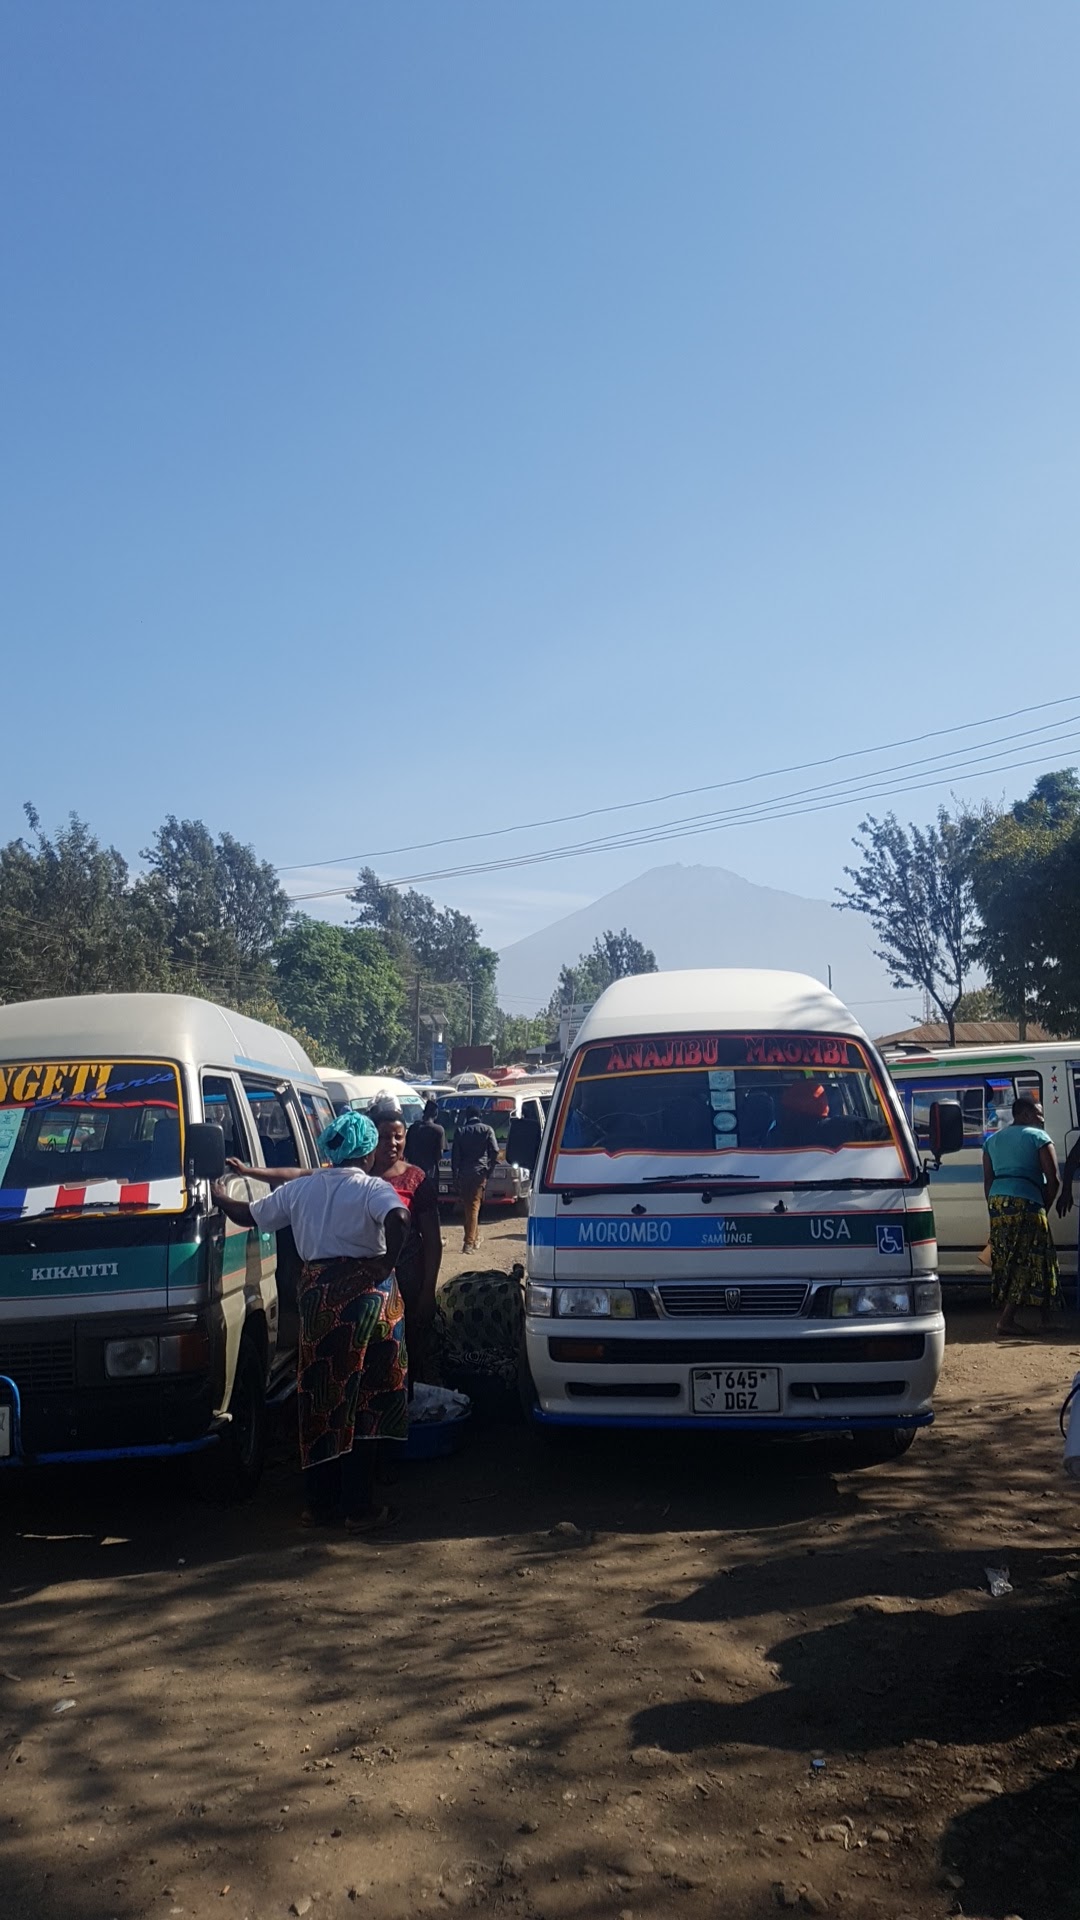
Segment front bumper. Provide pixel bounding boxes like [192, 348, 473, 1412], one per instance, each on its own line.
[525, 1314, 946, 1431]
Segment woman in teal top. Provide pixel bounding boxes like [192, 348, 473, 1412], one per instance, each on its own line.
[982, 1096, 1060, 1336]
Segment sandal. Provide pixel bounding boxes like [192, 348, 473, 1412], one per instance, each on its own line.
[344, 1505, 400, 1536]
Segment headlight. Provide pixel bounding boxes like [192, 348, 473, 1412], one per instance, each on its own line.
[914, 1279, 942, 1314]
[554, 1286, 635, 1319]
[104, 1336, 159, 1379]
[526, 1282, 554, 1316]
[832, 1285, 912, 1319]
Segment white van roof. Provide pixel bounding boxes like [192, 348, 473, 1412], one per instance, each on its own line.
[573, 969, 869, 1046]
[316, 1070, 423, 1104]
[0, 992, 323, 1083]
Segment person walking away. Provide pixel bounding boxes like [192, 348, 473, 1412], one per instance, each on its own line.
[371, 1101, 443, 1383]
[452, 1102, 501, 1254]
[406, 1099, 446, 1180]
[212, 1110, 410, 1531]
[982, 1095, 1060, 1337]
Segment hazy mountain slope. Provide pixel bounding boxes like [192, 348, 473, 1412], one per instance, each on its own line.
[496, 863, 911, 1028]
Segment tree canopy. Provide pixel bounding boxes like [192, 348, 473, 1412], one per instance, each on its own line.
[547, 927, 658, 1018]
[836, 808, 982, 1044]
[349, 865, 498, 1051]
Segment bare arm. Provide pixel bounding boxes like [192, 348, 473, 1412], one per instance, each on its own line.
[226, 1158, 312, 1187]
[1040, 1143, 1060, 1212]
[212, 1182, 256, 1228]
[982, 1149, 994, 1203]
[1057, 1141, 1080, 1216]
[384, 1206, 410, 1273]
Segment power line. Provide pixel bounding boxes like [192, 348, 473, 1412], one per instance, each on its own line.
[277, 692, 1080, 876]
[286, 730, 1080, 902]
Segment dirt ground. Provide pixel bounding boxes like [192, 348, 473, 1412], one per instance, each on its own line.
[3, 1208, 1080, 1920]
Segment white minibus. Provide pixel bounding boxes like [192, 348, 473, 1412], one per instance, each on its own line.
[0, 993, 333, 1489]
[513, 970, 955, 1461]
[887, 1041, 1080, 1289]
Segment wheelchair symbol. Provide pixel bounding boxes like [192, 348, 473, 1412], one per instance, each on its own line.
[876, 1224, 904, 1256]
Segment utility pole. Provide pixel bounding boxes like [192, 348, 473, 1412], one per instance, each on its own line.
[414, 974, 422, 1069]
[468, 979, 475, 1047]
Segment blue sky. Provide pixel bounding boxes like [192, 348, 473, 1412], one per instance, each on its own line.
[3, 1, 1079, 963]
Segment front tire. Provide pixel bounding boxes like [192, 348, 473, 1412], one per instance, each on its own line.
[204, 1338, 268, 1502]
[843, 1426, 919, 1469]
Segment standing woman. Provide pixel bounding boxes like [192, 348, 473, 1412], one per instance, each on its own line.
[212, 1110, 410, 1530]
[370, 1101, 443, 1383]
[983, 1095, 1061, 1336]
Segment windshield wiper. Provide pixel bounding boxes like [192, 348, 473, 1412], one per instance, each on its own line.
[643, 1172, 760, 1184]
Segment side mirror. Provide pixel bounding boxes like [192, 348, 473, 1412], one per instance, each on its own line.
[928, 1100, 964, 1163]
[187, 1122, 226, 1181]
[507, 1116, 542, 1174]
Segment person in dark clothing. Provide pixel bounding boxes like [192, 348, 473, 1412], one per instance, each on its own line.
[451, 1103, 501, 1254]
[405, 1100, 446, 1180]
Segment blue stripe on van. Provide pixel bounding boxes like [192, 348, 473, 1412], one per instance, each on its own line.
[0, 1190, 27, 1217]
[527, 1213, 917, 1251]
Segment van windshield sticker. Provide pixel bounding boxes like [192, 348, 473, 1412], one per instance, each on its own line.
[597, 1035, 854, 1075]
[0, 1111, 20, 1186]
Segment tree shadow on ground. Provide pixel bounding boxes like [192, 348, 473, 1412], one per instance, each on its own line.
[632, 1574, 1080, 1757]
[942, 1766, 1080, 1920]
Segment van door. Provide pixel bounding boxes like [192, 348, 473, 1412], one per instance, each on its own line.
[239, 1078, 309, 1361]
[200, 1072, 270, 1393]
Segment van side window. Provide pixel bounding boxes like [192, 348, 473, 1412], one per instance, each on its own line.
[906, 1073, 1043, 1146]
[201, 1074, 249, 1158]
[299, 1091, 336, 1159]
[241, 1080, 304, 1170]
[522, 1100, 543, 1127]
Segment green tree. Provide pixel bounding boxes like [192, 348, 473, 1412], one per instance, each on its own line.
[836, 809, 982, 1045]
[547, 927, 657, 1019]
[969, 770, 1080, 1037]
[132, 816, 291, 1003]
[273, 917, 407, 1071]
[349, 866, 498, 1060]
[493, 1009, 551, 1063]
[0, 805, 162, 1003]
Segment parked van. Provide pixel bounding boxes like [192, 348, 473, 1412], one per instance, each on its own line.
[512, 970, 955, 1459]
[887, 1041, 1078, 1286]
[316, 1069, 425, 1131]
[438, 1083, 556, 1208]
[0, 994, 333, 1487]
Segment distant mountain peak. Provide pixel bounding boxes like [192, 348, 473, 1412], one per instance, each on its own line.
[496, 861, 909, 1028]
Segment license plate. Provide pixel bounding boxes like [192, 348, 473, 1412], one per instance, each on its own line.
[439, 1182, 450, 1195]
[691, 1366, 781, 1414]
[0, 1406, 10, 1458]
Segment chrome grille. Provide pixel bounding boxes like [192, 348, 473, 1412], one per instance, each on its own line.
[0, 1336, 77, 1392]
[657, 1283, 809, 1319]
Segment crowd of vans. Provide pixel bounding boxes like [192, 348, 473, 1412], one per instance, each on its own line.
[0, 975, 980, 1484]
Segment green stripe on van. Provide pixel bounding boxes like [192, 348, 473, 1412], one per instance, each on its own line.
[0, 1244, 169, 1299]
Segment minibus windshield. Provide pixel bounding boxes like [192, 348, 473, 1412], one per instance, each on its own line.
[546, 1032, 910, 1189]
[440, 1097, 515, 1149]
[0, 1060, 184, 1211]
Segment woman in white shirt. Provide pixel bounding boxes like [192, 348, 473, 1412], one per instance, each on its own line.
[213, 1109, 410, 1531]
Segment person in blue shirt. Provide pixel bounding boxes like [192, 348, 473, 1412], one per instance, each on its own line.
[982, 1096, 1060, 1336]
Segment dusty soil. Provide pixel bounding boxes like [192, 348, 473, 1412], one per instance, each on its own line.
[3, 1210, 1080, 1920]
